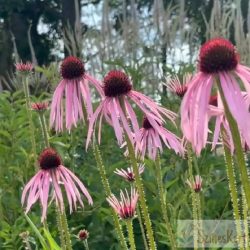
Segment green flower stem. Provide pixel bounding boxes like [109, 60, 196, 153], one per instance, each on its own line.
[38, 113, 49, 148]
[56, 206, 66, 250]
[195, 193, 204, 250]
[92, 143, 128, 250]
[223, 136, 244, 249]
[61, 210, 73, 250]
[155, 154, 176, 249]
[191, 191, 199, 250]
[241, 188, 249, 249]
[22, 76, 37, 163]
[136, 207, 149, 250]
[83, 239, 90, 250]
[217, 79, 250, 209]
[125, 137, 157, 250]
[187, 145, 193, 178]
[187, 144, 203, 249]
[126, 219, 136, 250]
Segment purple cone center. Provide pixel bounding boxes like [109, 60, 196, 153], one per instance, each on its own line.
[60, 56, 85, 80]
[103, 70, 132, 97]
[199, 38, 239, 74]
[39, 148, 61, 170]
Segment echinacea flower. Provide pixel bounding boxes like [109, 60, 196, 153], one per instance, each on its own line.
[106, 188, 139, 220]
[21, 148, 93, 221]
[165, 73, 192, 98]
[135, 116, 183, 160]
[50, 56, 103, 132]
[78, 229, 89, 241]
[114, 165, 145, 182]
[15, 62, 33, 74]
[181, 38, 250, 155]
[86, 70, 176, 147]
[31, 102, 49, 112]
[186, 175, 202, 192]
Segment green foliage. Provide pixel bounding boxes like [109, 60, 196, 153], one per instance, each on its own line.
[0, 63, 237, 249]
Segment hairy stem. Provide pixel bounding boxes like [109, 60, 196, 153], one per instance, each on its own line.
[155, 154, 176, 249]
[217, 79, 250, 209]
[191, 191, 199, 250]
[92, 143, 128, 249]
[83, 240, 90, 250]
[126, 137, 157, 250]
[55, 206, 66, 250]
[126, 220, 136, 250]
[38, 113, 49, 148]
[22, 76, 37, 164]
[61, 210, 73, 250]
[136, 207, 149, 250]
[223, 137, 244, 249]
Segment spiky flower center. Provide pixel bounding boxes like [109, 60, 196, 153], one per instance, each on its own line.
[121, 206, 135, 219]
[31, 102, 48, 111]
[199, 38, 239, 74]
[39, 148, 61, 170]
[142, 117, 153, 129]
[209, 95, 218, 106]
[103, 70, 132, 97]
[60, 56, 85, 79]
[127, 172, 135, 182]
[175, 85, 188, 98]
[194, 183, 202, 193]
[15, 62, 33, 73]
[78, 230, 89, 240]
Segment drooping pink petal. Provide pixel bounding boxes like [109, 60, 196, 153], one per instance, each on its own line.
[219, 72, 250, 146]
[62, 166, 93, 205]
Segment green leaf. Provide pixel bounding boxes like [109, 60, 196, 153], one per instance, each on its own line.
[43, 228, 61, 250]
[24, 214, 48, 250]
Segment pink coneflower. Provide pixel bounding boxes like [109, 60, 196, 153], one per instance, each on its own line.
[135, 116, 183, 160]
[31, 102, 49, 112]
[181, 38, 250, 155]
[114, 165, 145, 182]
[106, 188, 139, 220]
[186, 175, 202, 192]
[165, 73, 192, 98]
[50, 56, 103, 132]
[15, 62, 33, 73]
[78, 229, 89, 241]
[86, 70, 176, 147]
[21, 148, 93, 221]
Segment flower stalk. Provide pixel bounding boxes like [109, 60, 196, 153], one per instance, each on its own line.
[22, 76, 37, 163]
[92, 143, 128, 249]
[125, 136, 157, 250]
[191, 191, 199, 250]
[126, 220, 136, 250]
[136, 207, 149, 250]
[222, 134, 244, 249]
[155, 154, 176, 249]
[38, 112, 49, 148]
[241, 188, 249, 249]
[83, 240, 90, 250]
[216, 79, 250, 209]
[61, 211, 73, 250]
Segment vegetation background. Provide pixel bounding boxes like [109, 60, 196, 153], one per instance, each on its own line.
[0, 0, 250, 249]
